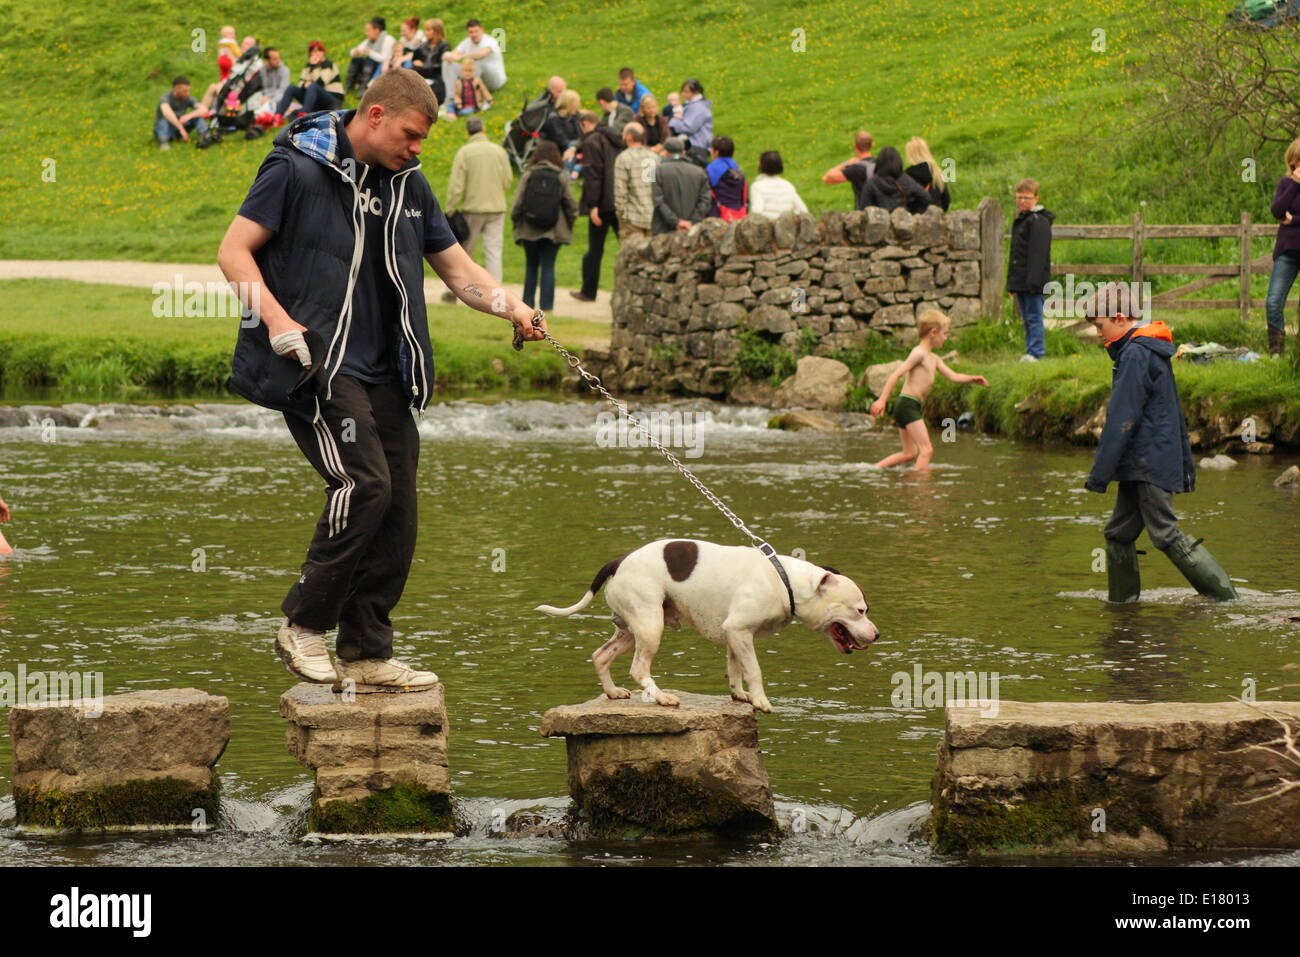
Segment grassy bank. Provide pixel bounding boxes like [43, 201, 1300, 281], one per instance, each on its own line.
[0, 279, 601, 401]
[3, 0, 1277, 297]
[6, 279, 1297, 450]
[926, 312, 1300, 446]
[926, 350, 1300, 446]
[737, 304, 1300, 446]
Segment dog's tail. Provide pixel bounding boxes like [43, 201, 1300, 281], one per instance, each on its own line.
[535, 555, 624, 617]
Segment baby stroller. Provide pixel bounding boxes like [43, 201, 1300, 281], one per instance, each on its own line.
[501, 89, 555, 171]
[213, 47, 265, 134]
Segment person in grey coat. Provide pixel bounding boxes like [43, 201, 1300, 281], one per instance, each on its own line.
[652, 136, 711, 234]
[511, 139, 578, 311]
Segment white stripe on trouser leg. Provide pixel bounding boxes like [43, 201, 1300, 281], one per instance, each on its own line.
[320, 422, 354, 537]
[311, 413, 354, 538]
[309, 400, 347, 537]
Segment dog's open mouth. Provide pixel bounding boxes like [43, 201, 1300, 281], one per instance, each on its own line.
[827, 621, 872, 654]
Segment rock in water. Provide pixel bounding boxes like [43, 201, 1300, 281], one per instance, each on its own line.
[1274, 465, 1300, 488]
[1198, 454, 1238, 470]
[774, 355, 853, 411]
[767, 409, 842, 432]
[280, 682, 453, 835]
[931, 700, 1300, 855]
[10, 688, 228, 831]
[540, 692, 777, 838]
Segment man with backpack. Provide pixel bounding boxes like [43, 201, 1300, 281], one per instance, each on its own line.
[217, 70, 547, 691]
[651, 136, 711, 234]
[511, 139, 578, 311]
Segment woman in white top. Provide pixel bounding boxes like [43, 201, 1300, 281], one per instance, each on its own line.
[749, 151, 809, 219]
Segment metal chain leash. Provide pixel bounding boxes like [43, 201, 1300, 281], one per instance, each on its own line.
[521, 319, 776, 554]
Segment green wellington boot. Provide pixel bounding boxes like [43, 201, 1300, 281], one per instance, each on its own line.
[1105, 540, 1141, 603]
[1161, 533, 1238, 601]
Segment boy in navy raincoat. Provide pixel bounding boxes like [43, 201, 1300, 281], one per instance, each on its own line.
[1082, 283, 1237, 602]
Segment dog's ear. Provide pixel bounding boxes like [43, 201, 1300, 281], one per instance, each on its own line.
[818, 571, 837, 591]
[820, 565, 841, 576]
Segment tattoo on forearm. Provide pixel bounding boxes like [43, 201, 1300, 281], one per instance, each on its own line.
[464, 283, 485, 298]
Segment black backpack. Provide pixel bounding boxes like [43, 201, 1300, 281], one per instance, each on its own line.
[521, 166, 562, 229]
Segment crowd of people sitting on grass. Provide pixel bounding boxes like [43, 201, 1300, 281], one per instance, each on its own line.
[152, 15, 956, 315]
[153, 16, 508, 146]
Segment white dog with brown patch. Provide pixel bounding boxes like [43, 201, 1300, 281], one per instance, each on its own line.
[536, 539, 879, 713]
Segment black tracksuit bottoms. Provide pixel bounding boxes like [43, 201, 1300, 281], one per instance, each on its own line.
[280, 375, 419, 661]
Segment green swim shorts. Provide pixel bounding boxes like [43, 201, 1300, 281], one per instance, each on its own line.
[892, 393, 924, 429]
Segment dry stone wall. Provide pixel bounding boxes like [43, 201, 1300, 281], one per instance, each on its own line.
[595, 205, 985, 397]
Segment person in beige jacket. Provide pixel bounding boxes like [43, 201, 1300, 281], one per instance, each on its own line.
[445, 115, 513, 288]
[613, 122, 659, 238]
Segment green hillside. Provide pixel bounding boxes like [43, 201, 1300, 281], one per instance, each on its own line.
[2, 0, 1275, 293]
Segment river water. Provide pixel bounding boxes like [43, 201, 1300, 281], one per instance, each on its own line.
[0, 399, 1297, 866]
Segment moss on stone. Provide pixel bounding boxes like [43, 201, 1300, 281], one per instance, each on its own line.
[576, 762, 777, 839]
[15, 777, 218, 831]
[930, 777, 1169, 856]
[310, 782, 456, 835]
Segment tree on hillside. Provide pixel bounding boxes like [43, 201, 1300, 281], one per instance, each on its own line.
[1146, 1, 1300, 152]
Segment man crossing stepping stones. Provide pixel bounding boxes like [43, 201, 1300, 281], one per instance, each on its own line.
[218, 69, 546, 691]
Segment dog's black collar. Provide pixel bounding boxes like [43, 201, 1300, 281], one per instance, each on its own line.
[757, 542, 796, 617]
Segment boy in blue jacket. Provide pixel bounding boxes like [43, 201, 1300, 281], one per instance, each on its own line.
[1083, 283, 1237, 602]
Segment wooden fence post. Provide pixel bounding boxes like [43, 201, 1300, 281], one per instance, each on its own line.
[1131, 208, 1144, 286]
[978, 197, 1004, 319]
[1239, 211, 1252, 323]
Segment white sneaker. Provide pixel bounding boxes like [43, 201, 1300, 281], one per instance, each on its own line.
[275, 619, 338, 683]
[335, 657, 439, 692]
[1019, 354, 1039, 363]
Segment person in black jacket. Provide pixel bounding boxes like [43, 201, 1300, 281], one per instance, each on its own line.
[540, 90, 582, 158]
[1082, 283, 1236, 603]
[904, 137, 950, 211]
[410, 18, 452, 107]
[217, 70, 547, 690]
[1006, 178, 1053, 361]
[571, 110, 619, 302]
[856, 146, 932, 215]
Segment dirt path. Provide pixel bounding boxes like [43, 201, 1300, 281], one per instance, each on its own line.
[0, 259, 613, 327]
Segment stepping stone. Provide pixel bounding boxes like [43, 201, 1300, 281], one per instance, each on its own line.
[280, 682, 453, 837]
[10, 687, 228, 832]
[540, 691, 777, 838]
[931, 699, 1300, 855]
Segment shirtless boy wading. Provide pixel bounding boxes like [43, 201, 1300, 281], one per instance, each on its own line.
[870, 310, 988, 470]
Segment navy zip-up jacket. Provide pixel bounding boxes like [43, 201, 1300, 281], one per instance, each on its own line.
[229, 109, 437, 414]
[1085, 322, 1195, 495]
